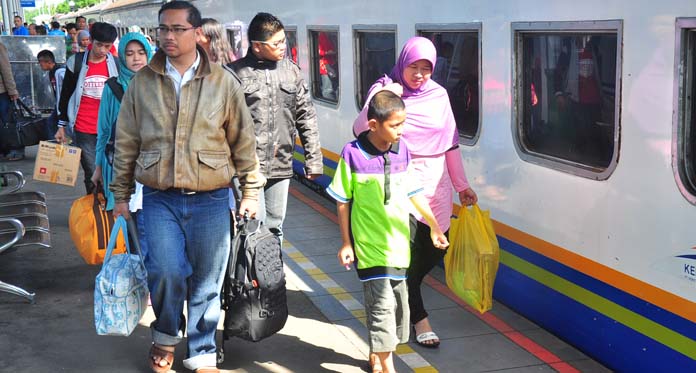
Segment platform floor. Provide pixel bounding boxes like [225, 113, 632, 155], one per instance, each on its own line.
[0, 145, 611, 372]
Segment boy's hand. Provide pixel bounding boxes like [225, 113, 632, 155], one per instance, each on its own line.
[430, 229, 449, 250]
[338, 244, 354, 269]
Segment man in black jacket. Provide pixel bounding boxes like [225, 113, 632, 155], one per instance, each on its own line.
[230, 12, 323, 240]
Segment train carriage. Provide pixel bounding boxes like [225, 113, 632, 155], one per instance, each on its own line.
[100, 1, 696, 370]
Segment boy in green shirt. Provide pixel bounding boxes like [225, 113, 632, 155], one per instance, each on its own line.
[327, 91, 448, 373]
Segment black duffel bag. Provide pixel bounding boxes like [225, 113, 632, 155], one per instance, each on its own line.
[0, 99, 47, 149]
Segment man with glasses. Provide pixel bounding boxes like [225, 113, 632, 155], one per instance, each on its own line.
[230, 12, 323, 242]
[110, 2, 263, 372]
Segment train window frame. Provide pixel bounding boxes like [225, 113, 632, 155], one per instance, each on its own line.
[511, 20, 623, 180]
[416, 23, 482, 146]
[307, 26, 340, 108]
[352, 24, 397, 111]
[285, 26, 299, 63]
[673, 18, 696, 205]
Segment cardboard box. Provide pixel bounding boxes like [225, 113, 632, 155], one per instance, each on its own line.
[33, 141, 82, 186]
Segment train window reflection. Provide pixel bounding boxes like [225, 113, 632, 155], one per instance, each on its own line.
[309, 29, 339, 104]
[676, 24, 696, 200]
[354, 29, 396, 109]
[519, 33, 618, 170]
[286, 29, 298, 63]
[225, 25, 243, 61]
[420, 30, 480, 143]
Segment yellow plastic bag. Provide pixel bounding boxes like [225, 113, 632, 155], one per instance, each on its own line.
[444, 204, 500, 313]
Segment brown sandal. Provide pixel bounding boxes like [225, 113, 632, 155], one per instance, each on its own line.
[149, 344, 174, 373]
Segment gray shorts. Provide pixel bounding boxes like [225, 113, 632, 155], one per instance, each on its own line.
[363, 278, 410, 353]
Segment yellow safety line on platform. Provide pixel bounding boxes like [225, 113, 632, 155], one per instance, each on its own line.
[283, 241, 438, 372]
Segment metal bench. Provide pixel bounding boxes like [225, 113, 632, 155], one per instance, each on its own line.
[0, 217, 35, 303]
[0, 170, 51, 302]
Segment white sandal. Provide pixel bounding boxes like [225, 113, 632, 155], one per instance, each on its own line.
[415, 331, 440, 348]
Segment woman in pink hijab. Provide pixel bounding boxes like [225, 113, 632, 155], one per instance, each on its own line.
[354, 36, 477, 350]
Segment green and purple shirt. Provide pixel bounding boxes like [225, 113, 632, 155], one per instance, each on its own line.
[327, 132, 423, 281]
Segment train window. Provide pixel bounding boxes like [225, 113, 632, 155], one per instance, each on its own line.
[225, 25, 243, 61]
[512, 21, 622, 179]
[418, 24, 481, 145]
[674, 19, 696, 203]
[353, 26, 396, 109]
[286, 28, 298, 63]
[308, 28, 339, 105]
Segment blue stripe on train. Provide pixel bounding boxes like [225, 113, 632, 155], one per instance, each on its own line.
[494, 263, 696, 372]
[498, 237, 696, 343]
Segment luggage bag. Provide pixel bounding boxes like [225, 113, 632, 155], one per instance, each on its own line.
[218, 214, 287, 363]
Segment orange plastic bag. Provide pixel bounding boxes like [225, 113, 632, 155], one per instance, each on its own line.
[444, 204, 500, 313]
[69, 191, 126, 265]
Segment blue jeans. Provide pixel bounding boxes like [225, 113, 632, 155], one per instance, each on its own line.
[45, 110, 58, 140]
[256, 178, 290, 241]
[142, 187, 230, 370]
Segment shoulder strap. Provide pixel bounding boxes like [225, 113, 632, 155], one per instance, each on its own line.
[73, 52, 85, 77]
[105, 77, 124, 103]
[105, 77, 124, 152]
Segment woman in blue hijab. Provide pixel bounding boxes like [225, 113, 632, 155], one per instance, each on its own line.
[93, 32, 153, 253]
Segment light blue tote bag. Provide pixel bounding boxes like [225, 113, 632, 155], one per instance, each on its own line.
[94, 216, 148, 336]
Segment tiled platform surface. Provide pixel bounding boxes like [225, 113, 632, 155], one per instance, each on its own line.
[0, 146, 611, 372]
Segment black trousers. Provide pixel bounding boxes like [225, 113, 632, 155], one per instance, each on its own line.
[74, 130, 97, 195]
[406, 215, 449, 324]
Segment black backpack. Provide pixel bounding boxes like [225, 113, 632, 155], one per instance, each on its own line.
[218, 215, 287, 362]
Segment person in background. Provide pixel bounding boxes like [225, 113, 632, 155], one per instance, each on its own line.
[56, 22, 119, 195]
[92, 32, 153, 259]
[0, 40, 20, 161]
[35, 25, 47, 36]
[88, 18, 97, 30]
[37, 50, 65, 140]
[199, 18, 235, 64]
[230, 12, 323, 241]
[48, 21, 65, 36]
[330, 91, 449, 373]
[28, 23, 37, 36]
[77, 30, 91, 52]
[353, 36, 478, 350]
[317, 31, 337, 100]
[76, 16, 87, 31]
[110, 2, 263, 372]
[12, 16, 28, 36]
[65, 23, 78, 57]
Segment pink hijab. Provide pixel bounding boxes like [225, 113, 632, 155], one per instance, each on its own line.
[353, 36, 458, 156]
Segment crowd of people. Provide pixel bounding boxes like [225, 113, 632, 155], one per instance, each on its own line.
[1, 2, 477, 373]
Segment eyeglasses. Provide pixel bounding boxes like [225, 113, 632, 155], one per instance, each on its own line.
[252, 38, 287, 49]
[157, 26, 196, 35]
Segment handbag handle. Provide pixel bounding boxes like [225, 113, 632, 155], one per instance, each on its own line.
[13, 99, 39, 118]
[102, 216, 147, 272]
[103, 216, 131, 261]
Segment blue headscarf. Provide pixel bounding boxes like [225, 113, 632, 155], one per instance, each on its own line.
[117, 32, 153, 89]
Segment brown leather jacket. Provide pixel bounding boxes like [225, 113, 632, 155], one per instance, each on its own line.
[110, 47, 265, 202]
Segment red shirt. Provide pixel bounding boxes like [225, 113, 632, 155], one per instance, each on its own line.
[74, 59, 109, 134]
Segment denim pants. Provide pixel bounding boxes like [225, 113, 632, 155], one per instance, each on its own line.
[142, 186, 230, 370]
[74, 130, 97, 194]
[256, 178, 290, 241]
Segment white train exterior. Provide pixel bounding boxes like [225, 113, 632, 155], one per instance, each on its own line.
[100, 1, 696, 370]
